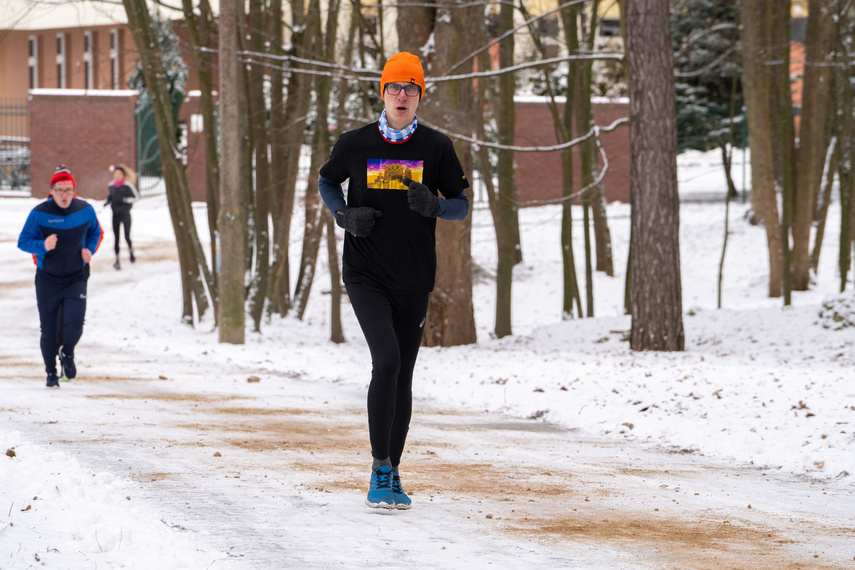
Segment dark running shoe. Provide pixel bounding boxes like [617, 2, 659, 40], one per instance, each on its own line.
[391, 470, 412, 510]
[58, 345, 76, 381]
[113, 258, 121, 270]
[365, 466, 395, 509]
[46, 373, 60, 388]
[130, 249, 136, 263]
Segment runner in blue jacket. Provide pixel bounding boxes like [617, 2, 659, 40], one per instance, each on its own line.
[17, 165, 103, 388]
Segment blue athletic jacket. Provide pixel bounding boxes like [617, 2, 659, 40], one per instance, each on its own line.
[18, 197, 103, 278]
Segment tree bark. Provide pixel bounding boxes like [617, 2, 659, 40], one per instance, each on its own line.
[268, 0, 289, 316]
[627, 0, 685, 351]
[836, 46, 854, 292]
[237, 2, 255, 278]
[578, 2, 614, 279]
[268, 0, 313, 316]
[774, 2, 794, 306]
[560, 5, 583, 319]
[492, 0, 518, 338]
[811, 137, 837, 272]
[740, 0, 785, 298]
[325, 209, 345, 343]
[216, 0, 246, 343]
[180, 0, 220, 309]
[293, 0, 337, 320]
[247, 0, 272, 331]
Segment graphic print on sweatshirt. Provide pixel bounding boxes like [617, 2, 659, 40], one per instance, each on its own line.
[367, 159, 424, 190]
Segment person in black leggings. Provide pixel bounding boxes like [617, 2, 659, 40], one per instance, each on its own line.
[319, 52, 470, 509]
[104, 165, 139, 270]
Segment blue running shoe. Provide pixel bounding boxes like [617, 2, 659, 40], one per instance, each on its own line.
[58, 345, 75, 381]
[46, 372, 60, 388]
[365, 466, 395, 509]
[391, 470, 412, 510]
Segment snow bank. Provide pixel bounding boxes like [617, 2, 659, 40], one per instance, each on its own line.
[1, 431, 216, 569]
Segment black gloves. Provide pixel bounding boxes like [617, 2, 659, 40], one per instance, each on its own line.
[335, 206, 382, 237]
[402, 177, 440, 218]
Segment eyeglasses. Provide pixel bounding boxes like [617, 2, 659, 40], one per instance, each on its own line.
[52, 187, 74, 195]
[386, 83, 421, 97]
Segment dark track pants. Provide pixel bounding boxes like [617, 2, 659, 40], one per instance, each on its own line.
[35, 271, 88, 374]
[346, 282, 430, 466]
[112, 210, 132, 255]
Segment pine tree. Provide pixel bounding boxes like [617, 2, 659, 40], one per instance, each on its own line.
[671, 0, 743, 152]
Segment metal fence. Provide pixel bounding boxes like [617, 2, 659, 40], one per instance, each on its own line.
[0, 97, 30, 192]
[135, 99, 164, 197]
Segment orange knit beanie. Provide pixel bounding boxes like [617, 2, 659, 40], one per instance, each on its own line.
[380, 52, 425, 99]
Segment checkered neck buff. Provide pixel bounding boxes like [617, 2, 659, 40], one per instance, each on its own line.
[378, 110, 418, 144]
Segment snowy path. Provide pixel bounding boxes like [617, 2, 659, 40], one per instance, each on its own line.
[2, 332, 853, 568]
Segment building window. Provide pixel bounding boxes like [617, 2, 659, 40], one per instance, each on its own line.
[28, 36, 39, 89]
[600, 18, 621, 37]
[110, 29, 119, 89]
[56, 33, 66, 88]
[83, 31, 94, 90]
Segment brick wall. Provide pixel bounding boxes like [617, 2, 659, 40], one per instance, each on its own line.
[29, 91, 137, 199]
[514, 99, 630, 204]
[180, 93, 210, 203]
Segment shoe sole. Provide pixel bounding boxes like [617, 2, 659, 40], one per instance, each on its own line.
[364, 498, 395, 509]
[394, 502, 412, 510]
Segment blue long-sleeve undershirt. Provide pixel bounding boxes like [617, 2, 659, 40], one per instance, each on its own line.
[319, 176, 470, 221]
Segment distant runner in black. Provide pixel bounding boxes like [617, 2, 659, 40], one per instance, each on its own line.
[104, 164, 139, 270]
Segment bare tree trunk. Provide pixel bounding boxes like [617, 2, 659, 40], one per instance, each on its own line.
[718, 140, 738, 309]
[627, 0, 684, 352]
[774, 3, 795, 306]
[237, 2, 255, 278]
[792, 0, 835, 290]
[247, 0, 272, 331]
[837, 63, 855, 291]
[575, 46, 596, 316]
[269, 0, 313, 316]
[560, 5, 583, 319]
[268, 0, 288, 316]
[740, 0, 785, 298]
[181, 0, 220, 310]
[322, 209, 345, 343]
[579, 2, 614, 278]
[293, 0, 337, 320]
[493, 0, 518, 338]
[811, 137, 838, 272]
[840, 159, 854, 291]
[123, 0, 213, 324]
[215, 0, 245, 343]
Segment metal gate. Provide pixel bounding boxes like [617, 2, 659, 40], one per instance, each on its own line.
[135, 99, 164, 197]
[0, 97, 30, 192]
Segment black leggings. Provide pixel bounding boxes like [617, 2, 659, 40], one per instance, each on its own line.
[346, 282, 430, 466]
[112, 210, 132, 255]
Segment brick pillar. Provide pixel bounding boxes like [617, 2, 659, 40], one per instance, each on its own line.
[29, 89, 138, 199]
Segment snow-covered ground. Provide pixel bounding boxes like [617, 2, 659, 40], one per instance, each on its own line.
[2, 149, 854, 568]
